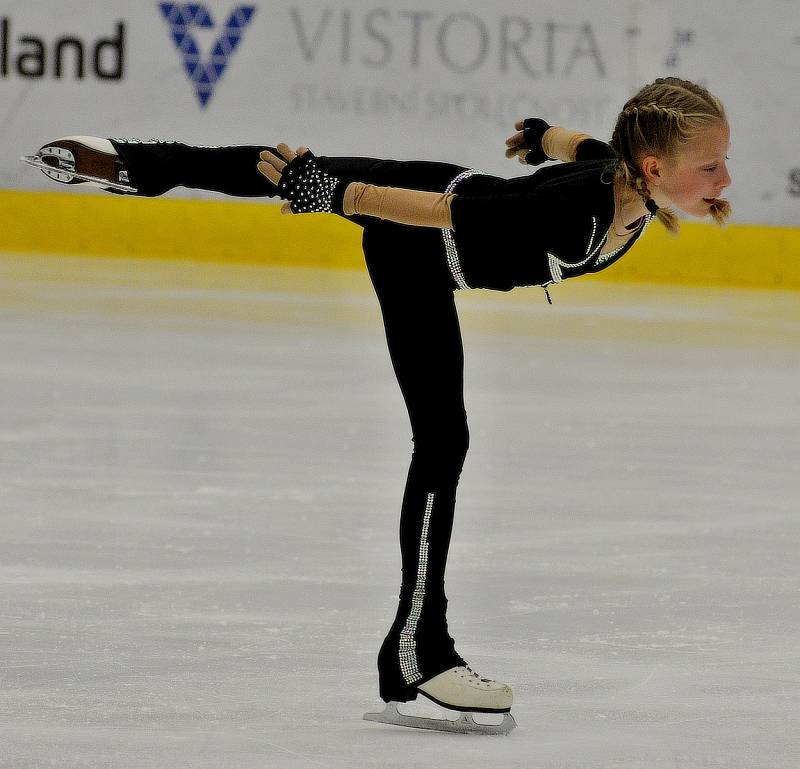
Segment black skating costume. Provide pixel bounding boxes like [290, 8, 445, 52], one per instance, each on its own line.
[107, 127, 653, 704]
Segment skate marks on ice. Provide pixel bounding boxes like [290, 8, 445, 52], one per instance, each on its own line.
[363, 700, 516, 735]
[2, 265, 800, 768]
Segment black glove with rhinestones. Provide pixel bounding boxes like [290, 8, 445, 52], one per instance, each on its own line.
[275, 150, 347, 215]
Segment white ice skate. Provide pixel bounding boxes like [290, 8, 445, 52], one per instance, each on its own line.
[363, 665, 516, 735]
[21, 136, 137, 193]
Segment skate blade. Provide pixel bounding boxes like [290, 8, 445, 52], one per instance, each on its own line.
[363, 701, 516, 735]
[20, 155, 138, 194]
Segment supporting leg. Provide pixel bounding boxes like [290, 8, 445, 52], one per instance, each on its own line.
[360, 223, 470, 703]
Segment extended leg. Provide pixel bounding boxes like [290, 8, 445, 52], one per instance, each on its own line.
[22, 136, 469, 203]
[109, 143, 469, 201]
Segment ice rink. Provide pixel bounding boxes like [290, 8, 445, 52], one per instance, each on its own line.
[2, 255, 799, 769]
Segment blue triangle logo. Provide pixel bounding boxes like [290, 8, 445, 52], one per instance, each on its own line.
[159, 3, 256, 108]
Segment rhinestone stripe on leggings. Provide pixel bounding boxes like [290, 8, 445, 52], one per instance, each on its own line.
[398, 492, 436, 685]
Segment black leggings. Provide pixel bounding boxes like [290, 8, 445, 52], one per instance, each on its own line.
[114, 142, 473, 701]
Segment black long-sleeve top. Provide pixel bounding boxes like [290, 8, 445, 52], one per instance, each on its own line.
[448, 140, 653, 291]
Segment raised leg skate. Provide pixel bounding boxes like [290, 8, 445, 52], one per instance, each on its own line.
[21, 137, 137, 193]
[364, 665, 517, 735]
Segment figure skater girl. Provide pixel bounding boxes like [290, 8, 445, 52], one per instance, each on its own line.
[24, 76, 731, 733]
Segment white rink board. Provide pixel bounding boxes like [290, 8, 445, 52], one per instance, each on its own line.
[1, 0, 799, 225]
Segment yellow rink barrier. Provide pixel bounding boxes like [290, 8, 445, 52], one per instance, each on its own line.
[2, 189, 799, 290]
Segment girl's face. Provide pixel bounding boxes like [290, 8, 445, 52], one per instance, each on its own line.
[645, 122, 732, 218]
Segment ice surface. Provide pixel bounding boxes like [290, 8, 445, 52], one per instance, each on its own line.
[1, 256, 799, 769]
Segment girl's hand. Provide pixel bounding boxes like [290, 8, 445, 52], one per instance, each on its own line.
[257, 143, 310, 214]
[258, 143, 346, 215]
[504, 118, 551, 166]
[504, 120, 529, 163]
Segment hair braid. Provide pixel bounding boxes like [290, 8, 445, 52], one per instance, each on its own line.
[609, 77, 731, 235]
[611, 108, 682, 236]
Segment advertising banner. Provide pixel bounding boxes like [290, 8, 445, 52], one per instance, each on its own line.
[1, 0, 798, 226]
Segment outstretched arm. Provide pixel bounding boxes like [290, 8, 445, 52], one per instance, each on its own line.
[342, 181, 454, 228]
[258, 144, 455, 229]
[504, 118, 614, 164]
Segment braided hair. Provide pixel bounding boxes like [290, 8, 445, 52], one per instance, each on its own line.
[609, 77, 732, 235]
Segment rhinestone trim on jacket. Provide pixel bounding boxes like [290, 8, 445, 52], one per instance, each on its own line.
[441, 169, 482, 290]
[548, 214, 653, 282]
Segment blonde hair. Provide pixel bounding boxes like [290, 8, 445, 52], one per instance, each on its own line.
[609, 77, 732, 235]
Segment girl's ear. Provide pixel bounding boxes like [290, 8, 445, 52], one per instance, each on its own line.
[641, 155, 664, 186]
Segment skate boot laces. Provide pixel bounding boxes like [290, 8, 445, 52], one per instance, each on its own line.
[463, 665, 500, 688]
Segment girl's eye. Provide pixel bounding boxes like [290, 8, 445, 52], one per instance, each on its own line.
[704, 156, 730, 172]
